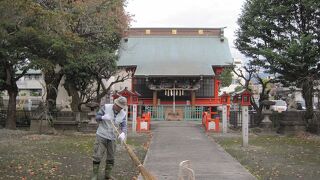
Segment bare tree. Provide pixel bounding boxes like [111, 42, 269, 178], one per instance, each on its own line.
[233, 63, 272, 125]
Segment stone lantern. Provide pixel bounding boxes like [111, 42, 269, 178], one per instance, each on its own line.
[86, 102, 99, 124]
[260, 100, 276, 129]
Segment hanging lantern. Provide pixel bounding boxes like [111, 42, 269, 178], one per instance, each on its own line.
[232, 94, 240, 104]
[220, 91, 229, 104]
[240, 90, 251, 106]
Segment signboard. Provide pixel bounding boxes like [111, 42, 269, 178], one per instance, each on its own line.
[208, 121, 216, 130]
[141, 122, 148, 130]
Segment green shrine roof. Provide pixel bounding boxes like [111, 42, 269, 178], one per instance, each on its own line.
[118, 29, 233, 77]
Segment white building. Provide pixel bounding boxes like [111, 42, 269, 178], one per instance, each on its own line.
[1, 70, 45, 110]
[16, 69, 44, 97]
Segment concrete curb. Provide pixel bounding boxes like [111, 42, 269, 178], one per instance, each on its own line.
[138, 132, 154, 180]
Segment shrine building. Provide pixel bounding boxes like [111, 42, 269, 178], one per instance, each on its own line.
[117, 28, 233, 120]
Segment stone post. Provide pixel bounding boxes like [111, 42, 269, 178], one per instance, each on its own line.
[132, 104, 137, 133]
[242, 106, 249, 147]
[222, 105, 227, 133]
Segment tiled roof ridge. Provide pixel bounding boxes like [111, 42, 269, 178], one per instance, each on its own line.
[125, 27, 225, 37]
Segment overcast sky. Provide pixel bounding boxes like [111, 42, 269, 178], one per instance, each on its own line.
[125, 0, 246, 60]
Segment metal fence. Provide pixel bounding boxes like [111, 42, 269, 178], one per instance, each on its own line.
[184, 106, 203, 121]
[229, 110, 257, 128]
[144, 105, 165, 120]
[127, 105, 205, 121]
[126, 105, 162, 120]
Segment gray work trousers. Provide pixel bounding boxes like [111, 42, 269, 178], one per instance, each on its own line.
[92, 135, 116, 164]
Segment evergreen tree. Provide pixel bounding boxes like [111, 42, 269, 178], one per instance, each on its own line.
[0, 0, 130, 128]
[39, 0, 131, 111]
[220, 68, 233, 87]
[0, 0, 67, 129]
[236, 0, 320, 121]
[61, 0, 131, 111]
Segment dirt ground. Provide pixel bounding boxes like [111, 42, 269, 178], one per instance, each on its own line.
[209, 130, 320, 180]
[0, 129, 151, 180]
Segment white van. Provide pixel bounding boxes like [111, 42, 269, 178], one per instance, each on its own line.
[270, 100, 287, 112]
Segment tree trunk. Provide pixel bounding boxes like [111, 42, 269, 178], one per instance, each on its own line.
[44, 70, 63, 112]
[70, 91, 81, 112]
[46, 88, 58, 112]
[6, 87, 18, 129]
[65, 84, 81, 112]
[301, 79, 314, 122]
[255, 106, 264, 125]
[251, 96, 263, 126]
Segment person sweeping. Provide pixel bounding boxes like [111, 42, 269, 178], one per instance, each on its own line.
[91, 96, 128, 180]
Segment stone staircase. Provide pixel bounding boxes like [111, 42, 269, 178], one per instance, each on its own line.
[78, 123, 98, 133]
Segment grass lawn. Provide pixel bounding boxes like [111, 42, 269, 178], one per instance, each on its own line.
[209, 131, 320, 180]
[0, 129, 150, 180]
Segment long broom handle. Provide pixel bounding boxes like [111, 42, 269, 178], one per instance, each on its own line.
[109, 120, 143, 166]
[100, 109, 139, 163]
[109, 119, 156, 180]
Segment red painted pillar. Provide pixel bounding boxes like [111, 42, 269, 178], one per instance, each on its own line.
[191, 91, 196, 107]
[153, 91, 157, 107]
[227, 95, 231, 120]
[212, 67, 223, 99]
[214, 77, 221, 99]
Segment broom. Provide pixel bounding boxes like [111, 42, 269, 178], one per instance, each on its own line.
[109, 119, 156, 180]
